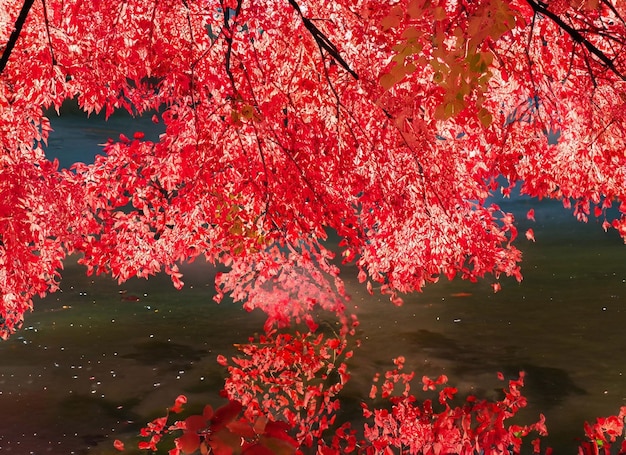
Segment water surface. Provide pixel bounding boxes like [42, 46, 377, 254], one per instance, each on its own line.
[1, 111, 624, 454]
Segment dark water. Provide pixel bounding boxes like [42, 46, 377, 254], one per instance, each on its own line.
[1, 110, 624, 454]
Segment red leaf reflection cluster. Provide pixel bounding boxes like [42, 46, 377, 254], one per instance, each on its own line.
[220, 330, 353, 447]
[136, 348, 553, 455]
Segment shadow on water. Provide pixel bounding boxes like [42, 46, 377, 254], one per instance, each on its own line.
[121, 340, 208, 368]
[409, 329, 587, 407]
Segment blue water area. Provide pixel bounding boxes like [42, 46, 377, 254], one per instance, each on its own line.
[1, 108, 625, 454]
[43, 101, 164, 169]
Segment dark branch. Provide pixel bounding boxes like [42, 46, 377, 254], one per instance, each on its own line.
[41, 0, 56, 66]
[287, 0, 359, 80]
[525, 0, 626, 81]
[0, 0, 36, 74]
[221, 0, 244, 94]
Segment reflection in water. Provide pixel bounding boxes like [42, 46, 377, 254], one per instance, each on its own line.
[0, 207, 624, 454]
[408, 329, 587, 407]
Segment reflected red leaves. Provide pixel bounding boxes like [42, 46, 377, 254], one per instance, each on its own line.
[170, 394, 187, 413]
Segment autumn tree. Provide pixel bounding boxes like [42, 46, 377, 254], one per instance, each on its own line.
[2, 0, 626, 452]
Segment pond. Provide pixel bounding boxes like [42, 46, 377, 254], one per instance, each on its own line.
[0, 108, 624, 454]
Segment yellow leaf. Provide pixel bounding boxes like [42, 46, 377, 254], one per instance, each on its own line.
[570, 0, 599, 10]
[401, 26, 421, 40]
[480, 51, 493, 67]
[433, 6, 446, 21]
[241, 104, 254, 119]
[407, 0, 425, 18]
[380, 73, 397, 90]
[381, 6, 403, 31]
[478, 107, 493, 127]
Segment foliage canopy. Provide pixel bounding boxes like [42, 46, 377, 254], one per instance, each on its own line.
[1, 0, 625, 341]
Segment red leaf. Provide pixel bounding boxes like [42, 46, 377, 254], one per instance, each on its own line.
[113, 439, 125, 451]
[211, 400, 243, 431]
[203, 404, 214, 421]
[177, 431, 200, 455]
[185, 414, 208, 432]
[227, 419, 257, 439]
[170, 395, 187, 413]
[242, 443, 274, 455]
[263, 420, 299, 447]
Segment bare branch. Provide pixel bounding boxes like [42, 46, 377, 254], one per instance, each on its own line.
[0, 0, 36, 74]
[287, 0, 358, 80]
[525, 0, 626, 80]
[40, 0, 56, 66]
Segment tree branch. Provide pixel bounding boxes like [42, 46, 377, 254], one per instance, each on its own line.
[287, 0, 358, 80]
[0, 0, 36, 74]
[525, 0, 626, 81]
[221, 0, 244, 95]
[40, 0, 56, 66]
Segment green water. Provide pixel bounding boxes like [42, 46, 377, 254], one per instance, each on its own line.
[0, 260, 269, 454]
[1, 204, 624, 454]
[1, 109, 624, 453]
[348, 198, 626, 453]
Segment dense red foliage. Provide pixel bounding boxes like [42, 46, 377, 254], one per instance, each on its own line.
[3, 0, 626, 453]
[2, 0, 626, 337]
